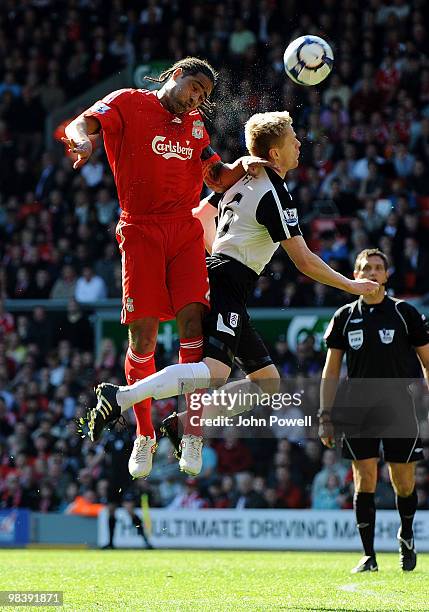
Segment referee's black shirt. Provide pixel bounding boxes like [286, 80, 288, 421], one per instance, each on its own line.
[324, 295, 429, 378]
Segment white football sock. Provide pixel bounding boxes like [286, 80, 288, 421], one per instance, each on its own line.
[116, 361, 211, 412]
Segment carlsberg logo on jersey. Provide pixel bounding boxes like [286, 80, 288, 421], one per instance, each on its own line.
[152, 136, 194, 160]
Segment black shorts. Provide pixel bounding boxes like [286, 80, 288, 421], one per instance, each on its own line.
[203, 254, 273, 375]
[332, 382, 421, 439]
[342, 436, 424, 463]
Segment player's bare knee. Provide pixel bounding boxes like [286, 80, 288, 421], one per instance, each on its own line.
[395, 483, 415, 497]
[388, 463, 415, 497]
[390, 476, 415, 497]
[181, 320, 203, 339]
[203, 357, 230, 386]
[353, 460, 377, 492]
[176, 304, 204, 339]
[248, 365, 280, 394]
[128, 319, 158, 354]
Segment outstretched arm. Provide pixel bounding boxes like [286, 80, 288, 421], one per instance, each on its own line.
[281, 236, 379, 295]
[63, 115, 101, 169]
[202, 146, 278, 192]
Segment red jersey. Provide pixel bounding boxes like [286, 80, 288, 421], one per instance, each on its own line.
[85, 89, 219, 218]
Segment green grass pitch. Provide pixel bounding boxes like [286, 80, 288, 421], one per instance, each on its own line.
[0, 549, 427, 611]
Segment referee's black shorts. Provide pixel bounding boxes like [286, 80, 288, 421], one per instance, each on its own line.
[342, 436, 424, 463]
[332, 380, 424, 462]
[203, 257, 273, 375]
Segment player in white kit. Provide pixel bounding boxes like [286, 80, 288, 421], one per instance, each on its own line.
[88, 111, 379, 475]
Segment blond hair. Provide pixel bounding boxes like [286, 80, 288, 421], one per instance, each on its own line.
[245, 111, 293, 159]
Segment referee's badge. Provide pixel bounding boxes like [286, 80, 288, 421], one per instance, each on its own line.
[379, 329, 395, 344]
[348, 329, 363, 350]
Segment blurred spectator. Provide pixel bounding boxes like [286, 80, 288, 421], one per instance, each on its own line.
[0, 299, 14, 337]
[311, 473, 343, 509]
[95, 338, 117, 372]
[319, 231, 349, 263]
[198, 441, 218, 483]
[233, 472, 267, 509]
[168, 478, 207, 509]
[50, 265, 78, 300]
[400, 237, 429, 294]
[94, 189, 118, 226]
[274, 466, 305, 508]
[229, 19, 256, 56]
[312, 449, 348, 502]
[374, 464, 396, 509]
[33, 482, 60, 513]
[214, 431, 253, 474]
[415, 464, 429, 509]
[75, 266, 107, 303]
[66, 489, 104, 516]
[0, 472, 31, 508]
[80, 154, 104, 189]
[56, 299, 93, 351]
[392, 143, 415, 178]
[27, 307, 54, 355]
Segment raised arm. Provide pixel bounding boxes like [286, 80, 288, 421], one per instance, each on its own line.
[63, 115, 101, 169]
[281, 236, 379, 296]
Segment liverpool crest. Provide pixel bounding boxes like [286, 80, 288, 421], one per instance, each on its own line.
[192, 119, 204, 139]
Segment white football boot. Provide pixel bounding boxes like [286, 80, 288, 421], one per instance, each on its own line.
[128, 435, 157, 478]
[179, 435, 203, 476]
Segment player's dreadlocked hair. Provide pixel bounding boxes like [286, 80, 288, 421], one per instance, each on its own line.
[145, 56, 217, 121]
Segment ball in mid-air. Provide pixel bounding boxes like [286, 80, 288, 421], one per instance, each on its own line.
[284, 35, 334, 86]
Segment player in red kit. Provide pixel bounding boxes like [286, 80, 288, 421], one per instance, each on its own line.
[64, 57, 272, 478]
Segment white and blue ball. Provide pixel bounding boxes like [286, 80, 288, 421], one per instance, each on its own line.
[284, 35, 334, 86]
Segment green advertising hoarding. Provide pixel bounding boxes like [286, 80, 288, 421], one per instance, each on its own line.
[95, 308, 335, 356]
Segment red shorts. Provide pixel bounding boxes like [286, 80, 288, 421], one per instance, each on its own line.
[116, 213, 209, 324]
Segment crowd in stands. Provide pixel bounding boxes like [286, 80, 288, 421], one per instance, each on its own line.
[1, 0, 429, 521]
[2, 289, 429, 515]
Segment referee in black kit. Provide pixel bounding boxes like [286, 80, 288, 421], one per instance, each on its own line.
[319, 248, 429, 573]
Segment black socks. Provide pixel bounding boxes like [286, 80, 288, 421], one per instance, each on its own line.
[354, 492, 376, 557]
[396, 488, 417, 540]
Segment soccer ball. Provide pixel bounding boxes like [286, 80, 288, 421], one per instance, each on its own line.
[284, 35, 334, 86]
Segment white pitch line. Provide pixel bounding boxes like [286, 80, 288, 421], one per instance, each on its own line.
[339, 583, 376, 595]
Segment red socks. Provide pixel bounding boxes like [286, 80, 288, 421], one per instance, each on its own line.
[124, 347, 155, 437]
[179, 336, 204, 436]
[124, 337, 204, 438]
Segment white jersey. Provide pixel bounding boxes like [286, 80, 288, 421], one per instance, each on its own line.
[209, 167, 302, 274]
